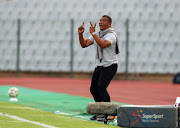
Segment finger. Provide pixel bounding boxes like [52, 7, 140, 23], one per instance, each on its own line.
[79, 22, 84, 30]
[90, 21, 93, 27]
[94, 22, 97, 28]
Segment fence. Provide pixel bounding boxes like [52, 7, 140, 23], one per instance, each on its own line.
[0, 19, 179, 79]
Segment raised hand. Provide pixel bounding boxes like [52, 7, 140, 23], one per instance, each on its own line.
[78, 22, 85, 34]
[89, 21, 97, 34]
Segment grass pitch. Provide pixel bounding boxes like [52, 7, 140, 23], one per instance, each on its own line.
[0, 86, 125, 128]
[0, 101, 120, 128]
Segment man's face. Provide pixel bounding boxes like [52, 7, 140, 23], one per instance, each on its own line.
[99, 17, 111, 30]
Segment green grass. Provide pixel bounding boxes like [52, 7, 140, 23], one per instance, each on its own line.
[0, 86, 126, 128]
[0, 101, 120, 128]
[0, 86, 126, 122]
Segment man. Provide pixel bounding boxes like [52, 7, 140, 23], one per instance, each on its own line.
[78, 15, 120, 121]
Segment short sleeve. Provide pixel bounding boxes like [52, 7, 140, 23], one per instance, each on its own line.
[104, 33, 116, 44]
[88, 35, 94, 43]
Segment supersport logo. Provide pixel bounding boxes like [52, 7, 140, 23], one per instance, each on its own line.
[130, 110, 143, 126]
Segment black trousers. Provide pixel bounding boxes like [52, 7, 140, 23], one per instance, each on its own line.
[90, 64, 118, 102]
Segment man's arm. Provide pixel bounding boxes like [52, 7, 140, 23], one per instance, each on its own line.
[91, 34, 111, 48]
[79, 33, 93, 48]
[89, 22, 111, 48]
[78, 22, 93, 48]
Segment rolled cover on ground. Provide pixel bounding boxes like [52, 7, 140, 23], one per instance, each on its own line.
[86, 102, 120, 116]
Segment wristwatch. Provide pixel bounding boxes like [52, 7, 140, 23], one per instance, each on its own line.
[91, 32, 96, 36]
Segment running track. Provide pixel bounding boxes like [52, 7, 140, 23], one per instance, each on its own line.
[0, 78, 179, 105]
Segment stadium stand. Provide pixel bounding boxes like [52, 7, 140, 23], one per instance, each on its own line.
[0, 0, 179, 74]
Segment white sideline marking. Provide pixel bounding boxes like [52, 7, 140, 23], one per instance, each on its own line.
[60, 112, 73, 116]
[75, 115, 89, 119]
[0, 113, 59, 128]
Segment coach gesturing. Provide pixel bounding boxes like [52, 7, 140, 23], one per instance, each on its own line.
[78, 15, 120, 121]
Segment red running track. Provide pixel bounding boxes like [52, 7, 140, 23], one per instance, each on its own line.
[0, 78, 179, 105]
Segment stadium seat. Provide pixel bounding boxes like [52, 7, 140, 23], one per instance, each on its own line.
[0, 0, 179, 73]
